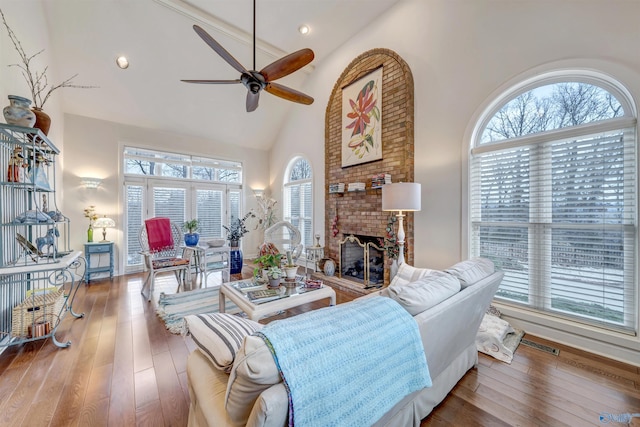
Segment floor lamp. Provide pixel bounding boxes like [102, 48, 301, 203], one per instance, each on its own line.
[382, 182, 421, 265]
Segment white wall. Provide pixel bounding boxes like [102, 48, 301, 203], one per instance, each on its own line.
[62, 113, 270, 276]
[270, 0, 640, 365]
[0, 2, 65, 187]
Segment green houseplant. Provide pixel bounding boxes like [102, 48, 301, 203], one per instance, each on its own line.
[223, 212, 251, 247]
[254, 253, 283, 278]
[265, 266, 283, 288]
[183, 219, 199, 247]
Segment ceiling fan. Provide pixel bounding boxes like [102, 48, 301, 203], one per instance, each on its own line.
[181, 0, 315, 112]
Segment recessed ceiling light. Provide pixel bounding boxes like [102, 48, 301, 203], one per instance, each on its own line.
[116, 56, 129, 69]
[298, 25, 310, 35]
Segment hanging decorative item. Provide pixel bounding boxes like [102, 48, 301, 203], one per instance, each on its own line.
[331, 202, 339, 237]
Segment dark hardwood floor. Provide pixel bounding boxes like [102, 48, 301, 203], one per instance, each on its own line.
[0, 269, 638, 427]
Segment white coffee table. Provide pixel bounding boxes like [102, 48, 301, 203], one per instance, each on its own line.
[219, 279, 336, 321]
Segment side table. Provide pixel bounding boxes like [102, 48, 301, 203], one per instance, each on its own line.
[305, 246, 324, 275]
[84, 242, 114, 283]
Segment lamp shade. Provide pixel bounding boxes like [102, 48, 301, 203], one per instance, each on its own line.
[93, 217, 116, 229]
[382, 182, 421, 211]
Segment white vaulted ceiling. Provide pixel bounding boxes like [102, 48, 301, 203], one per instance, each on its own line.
[37, 0, 402, 150]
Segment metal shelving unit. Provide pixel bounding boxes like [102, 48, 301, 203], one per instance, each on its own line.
[0, 123, 84, 348]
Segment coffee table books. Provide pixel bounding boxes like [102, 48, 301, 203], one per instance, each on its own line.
[246, 289, 282, 303]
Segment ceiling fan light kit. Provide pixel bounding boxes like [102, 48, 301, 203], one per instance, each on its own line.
[181, 0, 315, 112]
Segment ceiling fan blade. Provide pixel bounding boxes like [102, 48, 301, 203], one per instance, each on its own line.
[181, 79, 242, 84]
[265, 82, 314, 105]
[260, 48, 315, 82]
[192, 25, 249, 75]
[246, 90, 260, 112]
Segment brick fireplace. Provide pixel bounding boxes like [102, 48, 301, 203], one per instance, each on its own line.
[322, 48, 414, 293]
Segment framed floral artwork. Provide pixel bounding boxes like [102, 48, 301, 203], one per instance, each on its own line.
[341, 66, 383, 167]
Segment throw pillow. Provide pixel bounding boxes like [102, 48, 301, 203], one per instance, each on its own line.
[389, 263, 434, 288]
[388, 270, 461, 315]
[226, 334, 282, 425]
[445, 257, 495, 288]
[184, 313, 263, 373]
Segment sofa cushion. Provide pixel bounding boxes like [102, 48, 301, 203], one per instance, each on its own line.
[184, 313, 263, 373]
[226, 334, 282, 425]
[445, 258, 495, 289]
[388, 270, 461, 315]
[390, 262, 434, 288]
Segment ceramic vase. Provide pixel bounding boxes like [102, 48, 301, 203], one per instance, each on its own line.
[323, 259, 336, 276]
[32, 107, 51, 135]
[184, 232, 199, 246]
[3, 95, 36, 127]
[230, 248, 243, 274]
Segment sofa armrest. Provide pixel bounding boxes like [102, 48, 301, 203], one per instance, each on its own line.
[413, 271, 503, 378]
[246, 383, 289, 427]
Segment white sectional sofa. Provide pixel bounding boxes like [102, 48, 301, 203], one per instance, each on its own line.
[186, 258, 503, 427]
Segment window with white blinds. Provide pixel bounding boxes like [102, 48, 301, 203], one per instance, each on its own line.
[123, 148, 243, 270]
[470, 78, 637, 334]
[284, 157, 313, 247]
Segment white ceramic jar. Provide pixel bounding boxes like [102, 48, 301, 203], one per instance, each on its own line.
[3, 95, 36, 127]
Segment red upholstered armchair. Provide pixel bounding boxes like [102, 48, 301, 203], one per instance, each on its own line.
[138, 218, 191, 301]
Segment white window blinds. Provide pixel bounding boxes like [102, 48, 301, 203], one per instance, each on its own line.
[471, 128, 636, 332]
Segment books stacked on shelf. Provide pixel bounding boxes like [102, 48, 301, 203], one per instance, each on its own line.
[329, 183, 345, 193]
[371, 173, 392, 189]
[246, 288, 282, 303]
[347, 182, 366, 192]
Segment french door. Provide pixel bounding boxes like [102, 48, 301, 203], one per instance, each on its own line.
[124, 178, 240, 271]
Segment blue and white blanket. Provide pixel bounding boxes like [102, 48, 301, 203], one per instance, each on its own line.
[257, 296, 431, 427]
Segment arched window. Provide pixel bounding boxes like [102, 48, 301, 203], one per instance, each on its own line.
[470, 73, 637, 333]
[283, 157, 313, 247]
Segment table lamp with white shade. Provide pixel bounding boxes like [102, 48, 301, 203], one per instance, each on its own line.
[93, 216, 116, 242]
[382, 182, 421, 265]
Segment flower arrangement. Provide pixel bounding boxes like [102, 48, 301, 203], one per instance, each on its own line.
[223, 212, 252, 243]
[0, 8, 96, 109]
[379, 214, 399, 259]
[83, 205, 98, 226]
[250, 191, 278, 230]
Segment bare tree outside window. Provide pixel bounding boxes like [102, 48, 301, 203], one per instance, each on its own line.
[482, 83, 623, 143]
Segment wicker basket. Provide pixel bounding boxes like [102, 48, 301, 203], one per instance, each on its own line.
[11, 287, 66, 338]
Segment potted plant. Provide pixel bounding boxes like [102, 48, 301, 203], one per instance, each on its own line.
[265, 266, 283, 288]
[183, 219, 199, 247]
[282, 250, 298, 280]
[254, 253, 283, 278]
[223, 212, 252, 248]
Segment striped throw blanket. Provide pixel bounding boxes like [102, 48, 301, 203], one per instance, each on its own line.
[257, 296, 431, 427]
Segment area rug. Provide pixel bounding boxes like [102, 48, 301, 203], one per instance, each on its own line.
[476, 306, 524, 364]
[156, 286, 239, 335]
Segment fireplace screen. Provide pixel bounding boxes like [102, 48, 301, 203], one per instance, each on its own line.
[339, 234, 384, 288]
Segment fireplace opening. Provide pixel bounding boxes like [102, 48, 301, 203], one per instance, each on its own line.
[339, 234, 384, 288]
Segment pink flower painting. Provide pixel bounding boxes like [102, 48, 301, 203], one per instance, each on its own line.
[341, 66, 382, 167]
